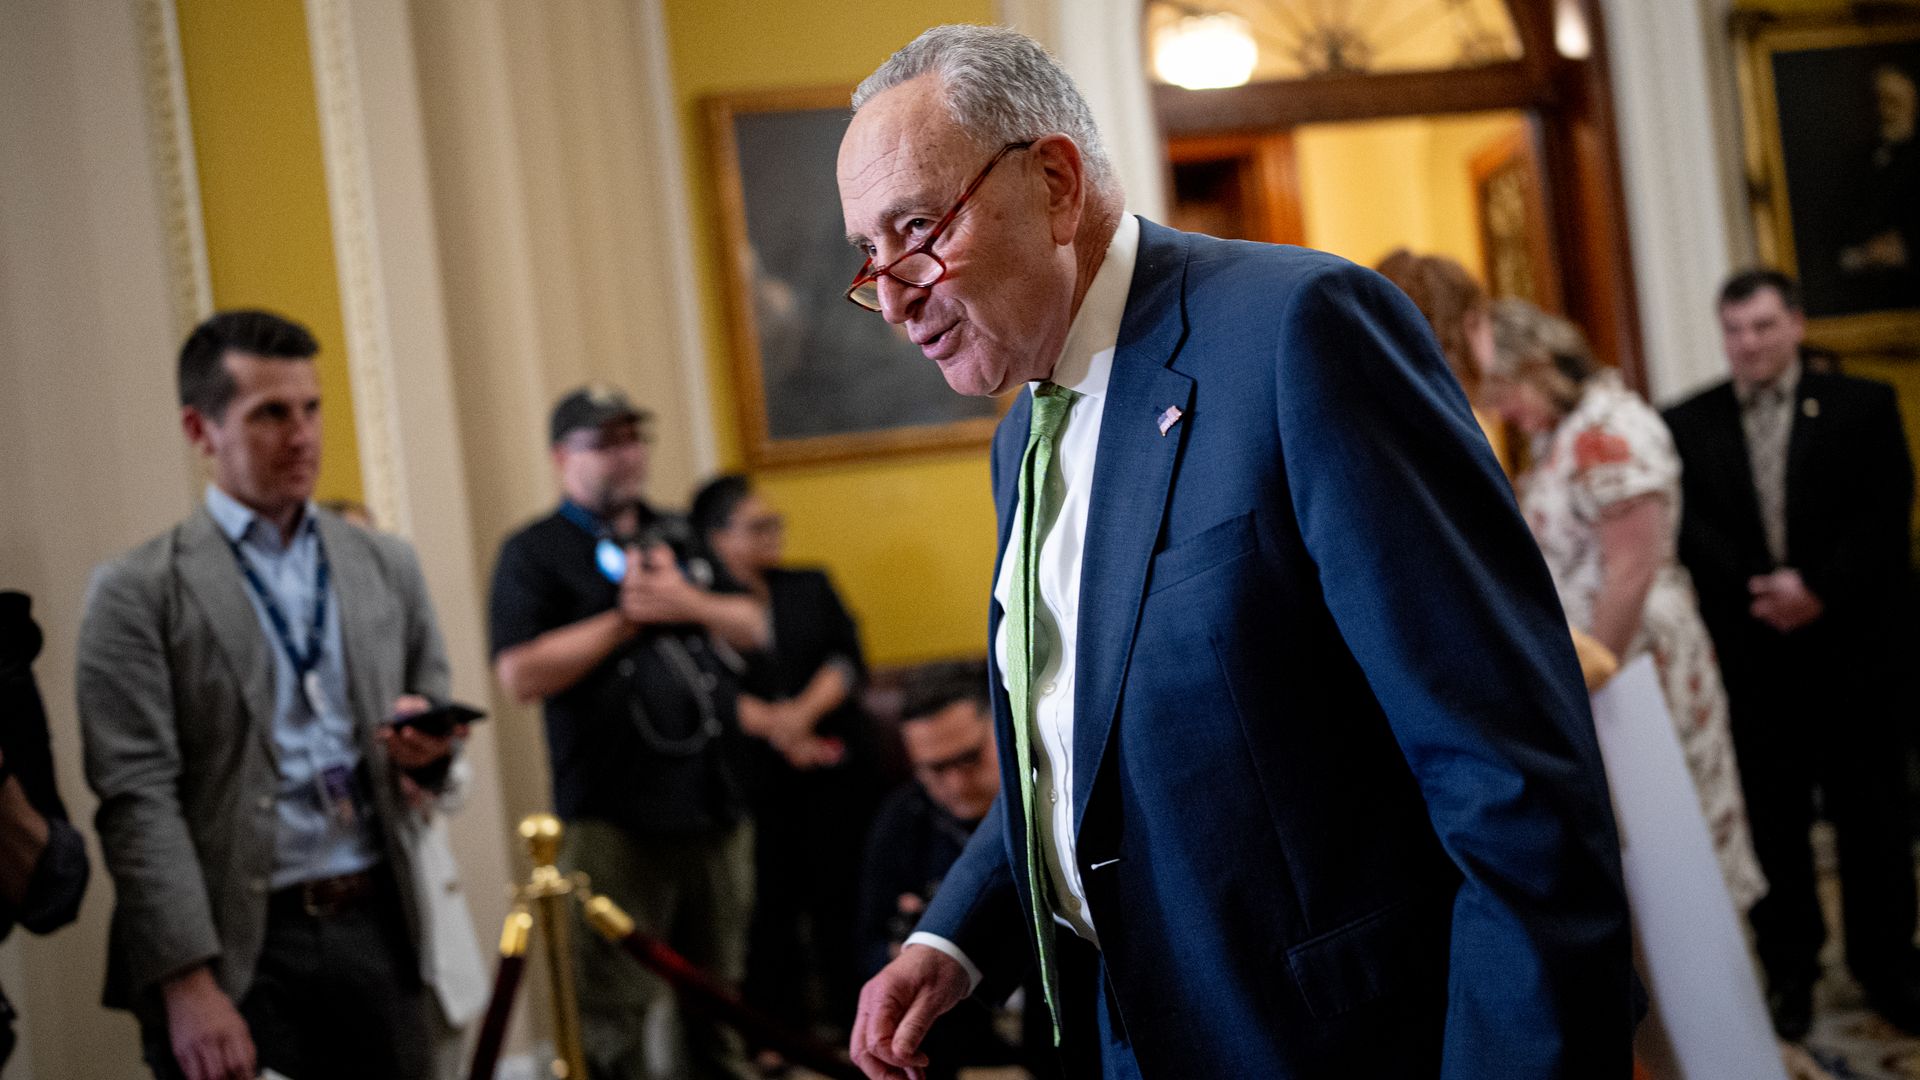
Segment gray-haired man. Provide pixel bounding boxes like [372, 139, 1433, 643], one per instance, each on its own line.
[840, 25, 1632, 1080]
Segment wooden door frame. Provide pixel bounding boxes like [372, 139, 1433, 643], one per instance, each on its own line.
[1152, 0, 1647, 392]
[1166, 131, 1306, 246]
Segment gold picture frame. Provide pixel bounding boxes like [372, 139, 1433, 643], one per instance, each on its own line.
[704, 86, 1004, 468]
[1734, 10, 1920, 354]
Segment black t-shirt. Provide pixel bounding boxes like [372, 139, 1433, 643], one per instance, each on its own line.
[488, 505, 745, 835]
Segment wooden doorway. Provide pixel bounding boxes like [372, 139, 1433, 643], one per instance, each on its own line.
[1153, 0, 1643, 389]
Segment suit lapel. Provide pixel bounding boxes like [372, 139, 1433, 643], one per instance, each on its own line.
[989, 397, 1028, 618]
[986, 397, 1029, 829]
[1708, 385, 1772, 558]
[176, 508, 277, 766]
[1072, 221, 1194, 827]
[1784, 373, 1825, 559]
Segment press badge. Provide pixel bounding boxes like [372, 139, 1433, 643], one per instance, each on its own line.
[301, 670, 328, 716]
[317, 763, 358, 827]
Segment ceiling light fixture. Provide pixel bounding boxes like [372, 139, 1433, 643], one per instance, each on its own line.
[1153, 11, 1259, 90]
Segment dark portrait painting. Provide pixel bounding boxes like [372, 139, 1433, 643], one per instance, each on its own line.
[1765, 31, 1920, 320]
[708, 89, 1000, 467]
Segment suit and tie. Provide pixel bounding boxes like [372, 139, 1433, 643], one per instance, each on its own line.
[915, 218, 1635, 1077]
[1664, 368, 1918, 1002]
[79, 496, 456, 1077]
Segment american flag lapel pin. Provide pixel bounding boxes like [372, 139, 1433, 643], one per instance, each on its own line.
[1157, 405, 1183, 436]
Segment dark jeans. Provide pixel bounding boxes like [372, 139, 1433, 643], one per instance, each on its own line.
[145, 874, 432, 1080]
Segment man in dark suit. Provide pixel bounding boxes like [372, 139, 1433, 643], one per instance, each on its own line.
[79, 311, 465, 1080]
[1664, 269, 1919, 1040]
[838, 26, 1633, 1080]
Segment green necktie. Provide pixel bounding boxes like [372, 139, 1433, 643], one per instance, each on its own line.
[1006, 381, 1078, 1045]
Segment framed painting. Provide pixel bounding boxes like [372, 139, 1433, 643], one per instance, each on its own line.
[705, 86, 1003, 468]
[1735, 11, 1920, 353]
[1470, 123, 1562, 314]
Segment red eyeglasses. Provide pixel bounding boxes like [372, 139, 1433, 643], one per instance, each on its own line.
[845, 141, 1035, 312]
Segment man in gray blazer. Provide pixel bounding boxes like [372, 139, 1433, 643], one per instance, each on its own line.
[79, 310, 465, 1080]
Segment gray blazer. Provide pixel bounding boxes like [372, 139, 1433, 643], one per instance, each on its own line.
[78, 506, 451, 1012]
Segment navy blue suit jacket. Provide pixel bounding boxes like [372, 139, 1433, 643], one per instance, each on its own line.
[917, 220, 1634, 1077]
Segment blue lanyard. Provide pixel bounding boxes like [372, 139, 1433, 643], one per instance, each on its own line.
[559, 501, 629, 583]
[558, 500, 606, 538]
[226, 532, 331, 678]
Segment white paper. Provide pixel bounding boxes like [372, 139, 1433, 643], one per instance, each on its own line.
[1590, 656, 1786, 1080]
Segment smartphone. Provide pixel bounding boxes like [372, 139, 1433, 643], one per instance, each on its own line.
[388, 699, 487, 738]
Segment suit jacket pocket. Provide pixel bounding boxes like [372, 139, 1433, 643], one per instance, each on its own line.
[1285, 893, 1446, 1020]
[1146, 511, 1256, 596]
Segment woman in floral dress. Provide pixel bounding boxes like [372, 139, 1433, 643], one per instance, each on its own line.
[1484, 299, 1767, 915]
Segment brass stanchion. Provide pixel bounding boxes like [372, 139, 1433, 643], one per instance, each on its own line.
[466, 815, 589, 1080]
[466, 814, 861, 1080]
[521, 814, 589, 1080]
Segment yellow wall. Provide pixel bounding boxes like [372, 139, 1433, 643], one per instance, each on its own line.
[1296, 111, 1524, 274]
[176, 0, 362, 504]
[665, 1, 999, 666]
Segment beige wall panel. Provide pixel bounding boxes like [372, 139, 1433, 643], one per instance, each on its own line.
[407, 0, 711, 851]
[0, 2, 198, 1077]
[326, 0, 524, 1063]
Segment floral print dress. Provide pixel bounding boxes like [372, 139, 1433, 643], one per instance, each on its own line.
[1519, 372, 1768, 913]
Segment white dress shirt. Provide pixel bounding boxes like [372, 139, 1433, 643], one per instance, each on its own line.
[906, 214, 1140, 986]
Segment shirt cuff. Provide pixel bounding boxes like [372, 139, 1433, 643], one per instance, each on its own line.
[903, 932, 983, 994]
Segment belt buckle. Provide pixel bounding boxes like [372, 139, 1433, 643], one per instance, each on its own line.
[300, 874, 353, 918]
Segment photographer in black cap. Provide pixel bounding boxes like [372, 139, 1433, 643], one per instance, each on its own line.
[0, 591, 91, 1067]
[489, 385, 768, 1080]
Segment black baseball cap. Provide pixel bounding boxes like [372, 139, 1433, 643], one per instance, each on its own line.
[549, 385, 651, 445]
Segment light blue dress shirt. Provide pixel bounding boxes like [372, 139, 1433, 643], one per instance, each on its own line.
[205, 485, 382, 888]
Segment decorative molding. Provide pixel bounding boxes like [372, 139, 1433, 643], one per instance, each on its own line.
[634, 0, 718, 478]
[306, 0, 408, 535]
[134, 0, 214, 341]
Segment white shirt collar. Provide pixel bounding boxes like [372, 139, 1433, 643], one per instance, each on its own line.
[1736, 357, 1803, 408]
[1035, 213, 1140, 402]
[205, 484, 313, 549]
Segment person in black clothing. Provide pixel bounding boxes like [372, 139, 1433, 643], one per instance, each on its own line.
[856, 661, 1051, 1080]
[0, 591, 90, 1069]
[690, 474, 880, 1044]
[1665, 270, 1920, 1041]
[490, 387, 770, 1080]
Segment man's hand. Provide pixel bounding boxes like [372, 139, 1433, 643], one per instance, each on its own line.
[618, 545, 701, 627]
[850, 944, 971, 1080]
[1749, 568, 1824, 633]
[162, 966, 255, 1080]
[380, 694, 466, 771]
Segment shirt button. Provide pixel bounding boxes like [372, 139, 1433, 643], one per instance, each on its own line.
[257, 796, 274, 812]
[249, 878, 268, 894]
[1065, 896, 1081, 911]
[1048, 788, 1058, 804]
[1040, 682, 1056, 696]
